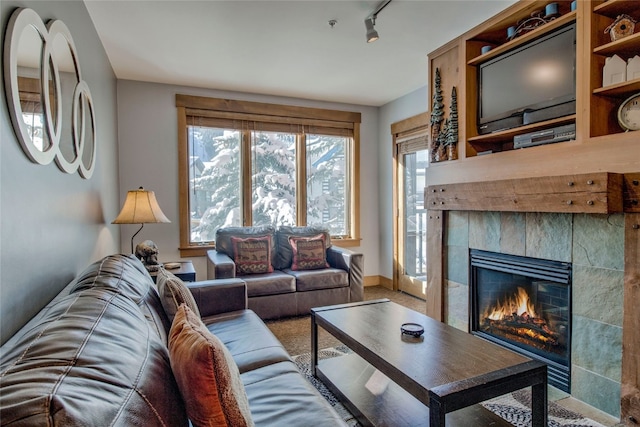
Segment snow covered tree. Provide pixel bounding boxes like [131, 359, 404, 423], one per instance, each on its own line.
[189, 127, 347, 242]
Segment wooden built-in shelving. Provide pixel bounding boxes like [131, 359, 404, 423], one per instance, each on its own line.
[467, 11, 576, 66]
[593, 78, 640, 97]
[424, 2, 640, 423]
[425, 0, 639, 184]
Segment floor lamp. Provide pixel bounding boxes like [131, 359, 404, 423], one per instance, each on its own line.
[112, 187, 170, 253]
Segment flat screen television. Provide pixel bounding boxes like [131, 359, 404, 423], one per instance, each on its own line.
[478, 23, 576, 135]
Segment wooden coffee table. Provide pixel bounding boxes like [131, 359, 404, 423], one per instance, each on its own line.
[311, 299, 548, 426]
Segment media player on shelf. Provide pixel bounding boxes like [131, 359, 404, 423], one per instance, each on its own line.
[513, 123, 576, 149]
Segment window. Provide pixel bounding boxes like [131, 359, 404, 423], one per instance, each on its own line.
[177, 95, 361, 256]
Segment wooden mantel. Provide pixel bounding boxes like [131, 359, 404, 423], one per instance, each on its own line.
[423, 171, 640, 425]
[425, 172, 640, 214]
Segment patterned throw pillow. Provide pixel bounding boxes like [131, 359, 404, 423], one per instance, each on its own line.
[289, 234, 330, 271]
[169, 305, 254, 427]
[231, 236, 274, 275]
[156, 267, 201, 323]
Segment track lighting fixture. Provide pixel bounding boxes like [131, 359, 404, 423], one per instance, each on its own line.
[365, 0, 392, 43]
[365, 18, 378, 43]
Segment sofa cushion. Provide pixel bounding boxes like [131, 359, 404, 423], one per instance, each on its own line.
[169, 305, 254, 427]
[241, 361, 347, 427]
[289, 234, 330, 270]
[216, 226, 276, 268]
[156, 267, 201, 322]
[242, 271, 296, 297]
[67, 253, 172, 341]
[232, 235, 275, 275]
[284, 268, 349, 292]
[67, 254, 152, 299]
[204, 309, 292, 373]
[0, 289, 187, 427]
[275, 226, 332, 270]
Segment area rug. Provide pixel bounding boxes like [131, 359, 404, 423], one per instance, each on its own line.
[293, 347, 607, 427]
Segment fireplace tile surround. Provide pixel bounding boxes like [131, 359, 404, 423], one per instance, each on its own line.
[444, 211, 624, 417]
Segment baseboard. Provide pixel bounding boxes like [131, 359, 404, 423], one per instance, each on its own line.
[363, 275, 393, 288]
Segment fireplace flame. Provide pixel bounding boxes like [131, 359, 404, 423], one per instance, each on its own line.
[485, 287, 537, 321]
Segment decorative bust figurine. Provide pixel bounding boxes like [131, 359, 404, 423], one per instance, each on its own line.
[135, 240, 161, 271]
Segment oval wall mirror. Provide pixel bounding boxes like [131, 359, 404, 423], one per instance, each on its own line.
[3, 7, 96, 179]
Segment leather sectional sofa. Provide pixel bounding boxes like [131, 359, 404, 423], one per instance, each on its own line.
[0, 254, 346, 426]
[207, 226, 364, 319]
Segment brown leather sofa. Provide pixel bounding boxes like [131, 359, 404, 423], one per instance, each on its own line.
[0, 254, 346, 426]
[207, 226, 364, 319]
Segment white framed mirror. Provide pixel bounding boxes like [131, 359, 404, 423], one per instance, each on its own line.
[3, 7, 96, 179]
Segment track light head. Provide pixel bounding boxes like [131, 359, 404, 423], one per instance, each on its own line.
[365, 18, 379, 43]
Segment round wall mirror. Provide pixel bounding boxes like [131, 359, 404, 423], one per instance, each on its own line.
[3, 7, 96, 179]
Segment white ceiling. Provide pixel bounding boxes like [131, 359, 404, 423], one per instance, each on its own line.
[84, 0, 517, 107]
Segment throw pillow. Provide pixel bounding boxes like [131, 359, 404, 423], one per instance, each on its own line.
[156, 267, 201, 323]
[275, 226, 332, 269]
[169, 304, 254, 427]
[231, 235, 274, 275]
[289, 234, 330, 271]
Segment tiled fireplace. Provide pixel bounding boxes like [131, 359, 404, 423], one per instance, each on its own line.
[443, 211, 624, 417]
[470, 249, 572, 392]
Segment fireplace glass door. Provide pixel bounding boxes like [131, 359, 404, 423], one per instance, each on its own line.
[470, 249, 571, 392]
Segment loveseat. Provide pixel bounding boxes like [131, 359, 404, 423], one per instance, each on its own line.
[207, 226, 364, 319]
[0, 254, 346, 426]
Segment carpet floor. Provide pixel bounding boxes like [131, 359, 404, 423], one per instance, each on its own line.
[293, 347, 608, 427]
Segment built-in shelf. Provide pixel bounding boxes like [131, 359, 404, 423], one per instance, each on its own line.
[467, 12, 576, 66]
[593, 32, 640, 57]
[593, 78, 640, 97]
[467, 115, 576, 154]
[593, 0, 640, 19]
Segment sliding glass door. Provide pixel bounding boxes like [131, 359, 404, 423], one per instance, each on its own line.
[397, 149, 428, 298]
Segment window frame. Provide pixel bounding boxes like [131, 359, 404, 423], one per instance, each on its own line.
[176, 94, 361, 256]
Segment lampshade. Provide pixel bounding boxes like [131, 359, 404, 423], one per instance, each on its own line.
[113, 187, 170, 224]
[112, 187, 170, 253]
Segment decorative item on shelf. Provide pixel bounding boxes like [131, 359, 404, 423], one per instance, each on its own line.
[603, 54, 627, 87]
[481, 45, 492, 54]
[446, 86, 459, 161]
[544, 3, 559, 19]
[617, 92, 640, 132]
[135, 240, 162, 272]
[112, 187, 171, 253]
[507, 8, 557, 41]
[437, 119, 449, 162]
[605, 14, 636, 42]
[400, 323, 424, 337]
[429, 68, 444, 163]
[627, 56, 640, 81]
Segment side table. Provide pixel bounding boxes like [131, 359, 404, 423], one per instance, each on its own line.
[150, 261, 196, 282]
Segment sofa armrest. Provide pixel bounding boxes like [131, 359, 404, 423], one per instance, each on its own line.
[187, 278, 247, 317]
[206, 249, 236, 279]
[327, 246, 364, 302]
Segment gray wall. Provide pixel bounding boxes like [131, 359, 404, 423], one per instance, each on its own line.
[377, 86, 428, 280]
[0, 1, 120, 345]
[115, 80, 379, 279]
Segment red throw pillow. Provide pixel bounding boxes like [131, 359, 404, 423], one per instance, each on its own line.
[231, 236, 274, 275]
[289, 234, 329, 271]
[169, 305, 254, 427]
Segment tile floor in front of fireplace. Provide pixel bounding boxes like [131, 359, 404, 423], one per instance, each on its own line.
[266, 285, 621, 427]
